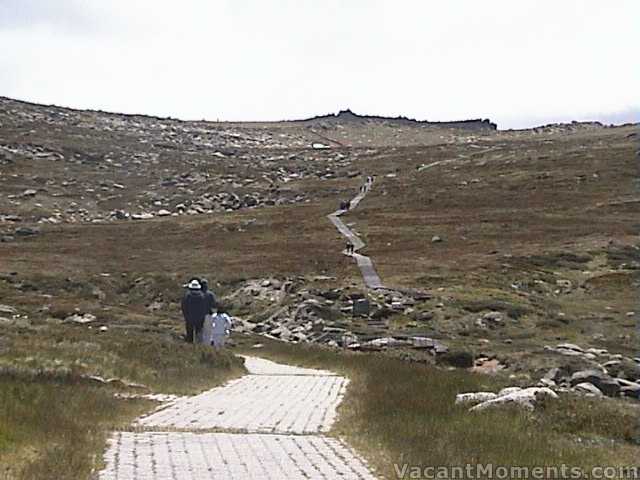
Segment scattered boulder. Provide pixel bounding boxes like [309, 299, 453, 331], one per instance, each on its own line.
[483, 311, 503, 324]
[543, 367, 567, 383]
[415, 311, 434, 322]
[0, 305, 17, 315]
[573, 382, 604, 397]
[498, 387, 523, 397]
[360, 337, 411, 349]
[318, 289, 342, 301]
[455, 392, 498, 406]
[83, 374, 148, 390]
[243, 195, 258, 207]
[131, 213, 154, 220]
[14, 226, 40, 236]
[604, 360, 640, 381]
[477, 311, 504, 328]
[65, 313, 97, 324]
[112, 210, 128, 220]
[371, 306, 394, 320]
[410, 337, 448, 354]
[469, 387, 558, 412]
[585, 347, 608, 356]
[472, 357, 506, 375]
[570, 369, 620, 397]
[616, 379, 640, 398]
[557, 343, 584, 353]
[270, 325, 291, 340]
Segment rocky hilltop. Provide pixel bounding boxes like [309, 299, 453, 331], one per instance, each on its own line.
[293, 108, 497, 131]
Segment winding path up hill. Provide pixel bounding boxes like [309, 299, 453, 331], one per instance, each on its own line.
[328, 178, 384, 290]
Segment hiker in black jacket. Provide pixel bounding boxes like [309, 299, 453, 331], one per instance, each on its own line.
[200, 279, 217, 315]
[181, 279, 208, 343]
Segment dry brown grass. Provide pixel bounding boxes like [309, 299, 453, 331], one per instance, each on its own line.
[0, 309, 245, 478]
[0, 378, 150, 480]
[347, 127, 638, 288]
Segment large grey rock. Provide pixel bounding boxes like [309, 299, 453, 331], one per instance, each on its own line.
[318, 289, 342, 301]
[498, 387, 523, 397]
[371, 306, 394, 320]
[455, 392, 498, 406]
[362, 337, 411, 349]
[604, 360, 640, 381]
[602, 360, 621, 370]
[585, 348, 608, 356]
[131, 213, 154, 220]
[353, 299, 370, 316]
[243, 195, 258, 207]
[410, 337, 448, 354]
[470, 387, 558, 412]
[556, 343, 583, 353]
[291, 332, 308, 342]
[573, 382, 604, 397]
[0, 304, 17, 315]
[482, 311, 503, 324]
[415, 311, 434, 322]
[65, 313, 96, 324]
[570, 369, 620, 397]
[543, 367, 567, 383]
[538, 378, 557, 388]
[616, 378, 640, 398]
[270, 326, 291, 340]
[14, 226, 40, 236]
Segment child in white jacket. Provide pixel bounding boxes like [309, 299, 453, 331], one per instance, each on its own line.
[211, 309, 233, 349]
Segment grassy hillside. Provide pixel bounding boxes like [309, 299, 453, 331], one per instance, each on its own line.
[1, 97, 638, 478]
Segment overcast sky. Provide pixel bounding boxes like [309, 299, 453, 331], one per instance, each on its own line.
[0, 1, 638, 129]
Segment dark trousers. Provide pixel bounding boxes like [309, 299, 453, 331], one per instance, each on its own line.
[185, 320, 204, 343]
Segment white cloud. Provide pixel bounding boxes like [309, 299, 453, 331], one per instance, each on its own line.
[0, 0, 638, 128]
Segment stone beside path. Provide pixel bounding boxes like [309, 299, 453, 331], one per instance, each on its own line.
[99, 356, 377, 479]
[328, 178, 384, 290]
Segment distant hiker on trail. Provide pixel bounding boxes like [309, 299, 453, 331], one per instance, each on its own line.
[211, 304, 233, 349]
[346, 241, 354, 255]
[181, 279, 208, 343]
